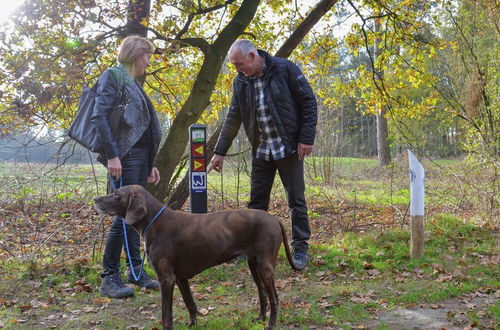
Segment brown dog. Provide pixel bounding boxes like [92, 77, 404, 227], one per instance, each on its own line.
[94, 185, 299, 329]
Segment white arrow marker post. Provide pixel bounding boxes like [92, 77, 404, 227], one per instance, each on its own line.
[408, 150, 425, 258]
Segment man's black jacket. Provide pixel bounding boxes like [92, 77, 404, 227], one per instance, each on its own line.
[214, 50, 317, 157]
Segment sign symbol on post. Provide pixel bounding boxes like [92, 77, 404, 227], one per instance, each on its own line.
[192, 143, 204, 157]
[191, 129, 205, 143]
[191, 172, 206, 192]
[409, 169, 416, 183]
[192, 158, 206, 171]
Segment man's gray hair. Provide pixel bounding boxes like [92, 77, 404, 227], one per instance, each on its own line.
[230, 39, 257, 57]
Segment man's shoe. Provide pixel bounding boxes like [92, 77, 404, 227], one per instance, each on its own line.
[292, 248, 308, 270]
[127, 268, 159, 290]
[99, 272, 134, 298]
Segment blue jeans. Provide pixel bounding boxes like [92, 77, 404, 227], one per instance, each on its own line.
[102, 147, 150, 277]
[248, 153, 310, 250]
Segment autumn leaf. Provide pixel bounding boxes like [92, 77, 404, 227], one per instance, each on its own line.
[363, 261, 374, 270]
[435, 274, 453, 282]
[93, 297, 111, 304]
[83, 306, 98, 313]
[275, 279, 289, 290]
[19, 304, 33, 312]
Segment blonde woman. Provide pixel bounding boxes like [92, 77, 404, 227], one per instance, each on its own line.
[91, 36, 162, 298]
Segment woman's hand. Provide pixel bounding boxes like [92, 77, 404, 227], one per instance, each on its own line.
[108, 157, 122, 178]
[148, 167, 161, 185]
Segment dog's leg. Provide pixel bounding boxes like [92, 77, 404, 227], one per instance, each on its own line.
[257, 260, 278, 330]
[247, 256, 268, 321]
[159, 274, 176, 330]
[176, 279, 197, 326]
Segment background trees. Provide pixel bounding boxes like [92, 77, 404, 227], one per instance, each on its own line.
[0, 0, 497, 203]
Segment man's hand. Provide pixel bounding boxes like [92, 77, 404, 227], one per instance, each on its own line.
[107, 157, 122, 178]
[297, 143, 313, 160]
[148, 167, 161, 185]
[208, 154, 225, 173]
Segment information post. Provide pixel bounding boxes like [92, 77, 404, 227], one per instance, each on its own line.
[408, 150, 425, 258]
[189, 124, 208, 213]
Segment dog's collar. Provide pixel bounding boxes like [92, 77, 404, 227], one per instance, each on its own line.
[142, 206, 167, 237]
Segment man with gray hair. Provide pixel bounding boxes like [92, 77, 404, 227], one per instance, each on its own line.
[209, 39, 317, 269]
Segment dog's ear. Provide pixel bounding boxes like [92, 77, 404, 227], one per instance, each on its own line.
[124, 191, 147, 225]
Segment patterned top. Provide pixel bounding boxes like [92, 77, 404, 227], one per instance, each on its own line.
[253, 75, 286, 161]
[111, 66, 161, 163]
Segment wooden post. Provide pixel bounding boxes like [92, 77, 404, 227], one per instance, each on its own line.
[410, 215, 424, 258]
[408, 150, 425, 258]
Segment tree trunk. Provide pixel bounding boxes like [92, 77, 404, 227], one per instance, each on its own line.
[377, 111, 390, 164]
[374, 17, 391, 166]
[125, 0, 151, 37]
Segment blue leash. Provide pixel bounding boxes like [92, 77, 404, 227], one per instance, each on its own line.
[109, 176, 122, 192]
[109, 176, 166, 282]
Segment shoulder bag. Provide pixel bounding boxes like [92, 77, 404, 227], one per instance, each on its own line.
[68, 69, 126, 153]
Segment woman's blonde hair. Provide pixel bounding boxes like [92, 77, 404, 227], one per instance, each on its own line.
[117, 36, 155, 65]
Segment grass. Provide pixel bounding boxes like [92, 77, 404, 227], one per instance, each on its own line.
[1, 156, 494, 213]
[0, 157, 498, 328]
[2, 212, 497, 329]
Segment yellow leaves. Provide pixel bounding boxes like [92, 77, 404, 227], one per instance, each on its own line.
[407, 71, 423, 88]
[345, 33, 362, 55]
[317, 89, 327, 99]
[429, 46, 438, 59]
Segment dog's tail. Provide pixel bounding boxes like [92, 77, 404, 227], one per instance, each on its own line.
[277, 219, 301, 271]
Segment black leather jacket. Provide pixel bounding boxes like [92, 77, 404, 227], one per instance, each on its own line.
[214, 50, 317, 157]
[90, 65, 162, 169]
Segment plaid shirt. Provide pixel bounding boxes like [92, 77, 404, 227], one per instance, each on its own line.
[252, 76, 286, 161]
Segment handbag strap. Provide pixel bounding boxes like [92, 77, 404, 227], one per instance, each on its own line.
[110, 67, 133, 105]
[108, 66, 125, 87]
[91, 67, 128, 106]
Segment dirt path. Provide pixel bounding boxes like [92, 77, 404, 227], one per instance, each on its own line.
[359, 294, 498, 330]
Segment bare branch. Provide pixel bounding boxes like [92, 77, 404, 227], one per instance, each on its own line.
[275, 0, 339, 58]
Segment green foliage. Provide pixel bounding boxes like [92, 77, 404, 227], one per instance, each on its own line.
[0, 0, 323, 133]
[15, 185, 36, 200]
[300, 0, 500, 161]
[490, 301, 500, 320]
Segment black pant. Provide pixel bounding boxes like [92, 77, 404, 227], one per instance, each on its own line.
[102, 147, 150, 277]
[248, 153, 310, 250]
